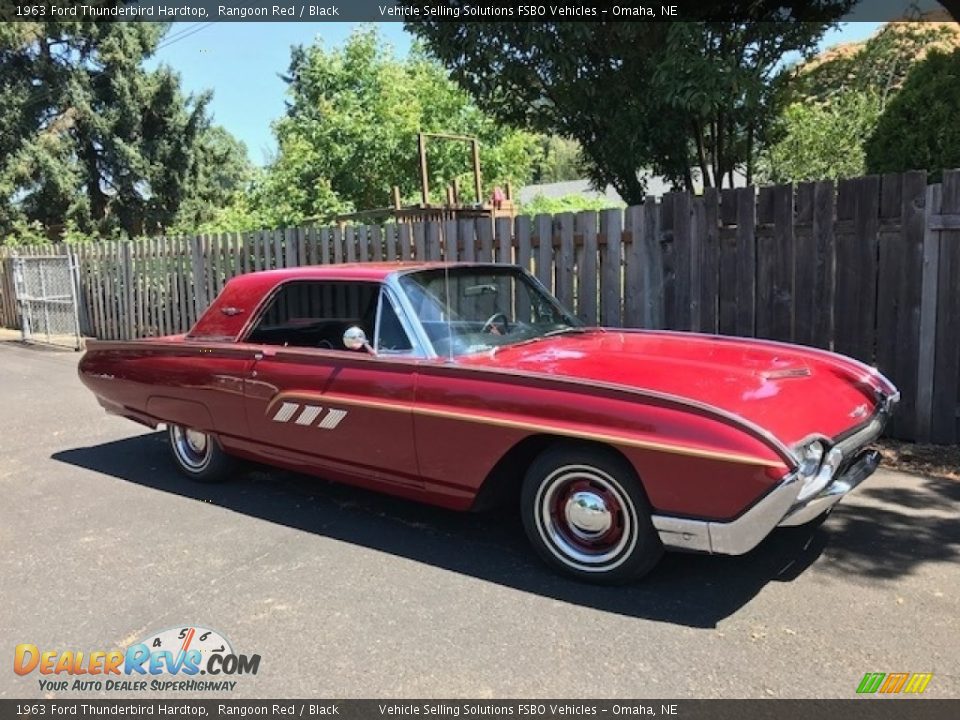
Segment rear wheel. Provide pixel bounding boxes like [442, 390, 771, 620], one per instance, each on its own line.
[167, 424, 236, 482]
[521, 444, 663, 584]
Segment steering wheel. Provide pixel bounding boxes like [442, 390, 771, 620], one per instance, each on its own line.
[481, 312, 510, 335]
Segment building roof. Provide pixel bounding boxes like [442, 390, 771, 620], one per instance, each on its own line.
[518, 171, 747, 205]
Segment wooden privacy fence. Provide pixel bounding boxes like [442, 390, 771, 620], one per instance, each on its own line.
[1, 168, 959, 444]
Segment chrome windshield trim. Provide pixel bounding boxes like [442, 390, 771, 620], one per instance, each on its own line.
[377, 284, 428, 359]
[386, 264, 580, 362]
[384, 273, 437, 359]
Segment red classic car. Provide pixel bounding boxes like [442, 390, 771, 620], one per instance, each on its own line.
[79, 262, 899, 583]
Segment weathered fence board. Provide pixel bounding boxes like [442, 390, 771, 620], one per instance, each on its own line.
[931, 171, 960, 443]
[735, 186, 757, 338]
[575, 211, 598, 326]
[811, 180, 836, 351]
[600, 208, 622, 328]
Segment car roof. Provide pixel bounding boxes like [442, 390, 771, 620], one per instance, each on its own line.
[233, 261, 493, 284]
[188, 262, 512, 341]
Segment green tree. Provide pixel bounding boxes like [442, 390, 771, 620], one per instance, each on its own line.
[759, 91, 882, 183]
[263, 26, 541, 225]
[173, 126, 255, 231]
[405, 11, 852, 202]
[0, 21, 250, 240]
[865, 48, 960, 180]
[793, 20, 960, 107]
[530, 136, 586, 184]
[759, 18, 960, 184]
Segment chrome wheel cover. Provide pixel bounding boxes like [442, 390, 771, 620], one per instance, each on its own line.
[171, 425, 212, 472]
[534, 464, 638, 572]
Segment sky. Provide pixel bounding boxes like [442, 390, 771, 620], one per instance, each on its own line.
[149, 21, 886, 167]
[149, 23, 411, 165]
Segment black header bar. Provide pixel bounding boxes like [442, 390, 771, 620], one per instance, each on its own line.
[0, 0, 950, 23]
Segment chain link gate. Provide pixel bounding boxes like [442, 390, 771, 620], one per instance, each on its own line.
[12, 253, 83, 350]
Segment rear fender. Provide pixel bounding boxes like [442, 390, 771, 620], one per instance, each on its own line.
[146, 396, 215, 433]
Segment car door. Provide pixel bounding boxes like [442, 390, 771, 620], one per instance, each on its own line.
[241, 279, 421, 490]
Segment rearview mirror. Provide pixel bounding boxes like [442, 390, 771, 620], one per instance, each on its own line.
[464, 283, 498, 297]
[343, 326, 374, 354]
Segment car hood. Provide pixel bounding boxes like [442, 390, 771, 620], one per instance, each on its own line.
[460, 329, 893, 447]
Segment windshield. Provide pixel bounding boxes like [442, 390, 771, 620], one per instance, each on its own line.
[398, 266, 583, 357]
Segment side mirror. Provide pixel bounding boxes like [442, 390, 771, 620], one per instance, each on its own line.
[343, 326, 374, 354]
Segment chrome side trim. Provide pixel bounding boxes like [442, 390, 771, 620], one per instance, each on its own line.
[428, 363, 798, 467]
[654, 446, 884, 554]
[653, 471, 802, 555]
[834, 412, 886, 459]
[650, 516, 712, 553]
[708, 471, 804, 554]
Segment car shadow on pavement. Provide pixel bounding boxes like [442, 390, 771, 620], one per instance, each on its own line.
[813, 474, 960, 582]
[55, 432, 852, 629]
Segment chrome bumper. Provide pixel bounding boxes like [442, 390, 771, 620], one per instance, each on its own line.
[652, 399, 893, 555]
[777, 448, 879, 527]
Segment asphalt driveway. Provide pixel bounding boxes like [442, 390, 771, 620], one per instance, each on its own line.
[1, 339, 957, 698]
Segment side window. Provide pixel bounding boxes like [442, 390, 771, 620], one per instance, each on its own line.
[246, 281, 379, 350]
[375, 291, 414, 354]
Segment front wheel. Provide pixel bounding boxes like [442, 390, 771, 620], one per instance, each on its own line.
[521, 444, 663, 584]
[167, 424, 236, 482]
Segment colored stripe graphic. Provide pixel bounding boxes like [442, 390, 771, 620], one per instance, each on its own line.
[295, 405, 323, 426]
[857, 673, 886, 694]
[318, 409, 347, 430]
[856, 672, 933, 694]
[879, 673, 909, 693]
[903, 674, 933, 694]
[272, 402, 299, 422]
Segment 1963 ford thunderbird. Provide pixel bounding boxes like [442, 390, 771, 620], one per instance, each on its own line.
[79, 262, 898, 583]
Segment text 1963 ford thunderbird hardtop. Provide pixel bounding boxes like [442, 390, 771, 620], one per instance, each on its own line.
[79, 262, 898, 583]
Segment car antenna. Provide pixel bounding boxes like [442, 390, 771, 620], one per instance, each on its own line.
[443, 260, 454, 363]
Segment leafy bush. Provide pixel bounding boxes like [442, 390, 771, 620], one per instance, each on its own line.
[866, 49, 960, 180]
[519, 193, 622, 217]
[2, 219, 48, 246]
[759, 91, 881, 183]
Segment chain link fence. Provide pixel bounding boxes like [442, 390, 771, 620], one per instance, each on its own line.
[12, 254, 83, 350]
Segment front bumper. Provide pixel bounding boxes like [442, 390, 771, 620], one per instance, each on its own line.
[651, 397, 894, 556]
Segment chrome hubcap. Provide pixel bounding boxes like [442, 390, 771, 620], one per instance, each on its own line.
[565, 491, 613, 539]
[172, 425, 212, 471]
[185, 429, 207, 455]
[535, 465, 638, 571]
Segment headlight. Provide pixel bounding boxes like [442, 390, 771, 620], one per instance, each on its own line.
[798, 441, 825, 479]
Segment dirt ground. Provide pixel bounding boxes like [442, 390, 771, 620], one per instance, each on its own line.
[878, 438, 960, 481]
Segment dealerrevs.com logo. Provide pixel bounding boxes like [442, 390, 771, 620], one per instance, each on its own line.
[14, 626, 260, 693]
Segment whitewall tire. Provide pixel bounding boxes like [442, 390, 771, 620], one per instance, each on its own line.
[167, 424, 236, 483]
[521, 444, 663, 583]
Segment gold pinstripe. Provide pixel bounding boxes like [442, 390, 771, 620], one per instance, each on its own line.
[264, 391, 783, 468]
